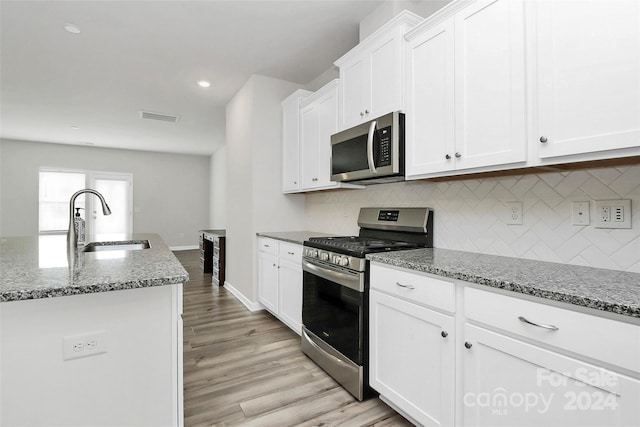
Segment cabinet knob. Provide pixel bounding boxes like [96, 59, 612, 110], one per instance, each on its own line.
[312, 177, 318, 182]
[539, 136, 548, 143]
[272, 263, 277, 267]
[445, 154, 451, 160]
[293, 181, 297, 184]
[464, 342, 473, 349]
[364, 109, 369, 114]
[455, 152, 462, 158]
[360, 111, 365, 117]
[441, 331, 448, 338]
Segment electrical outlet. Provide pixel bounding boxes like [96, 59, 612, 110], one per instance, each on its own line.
[506, 202, 523, 225]
[594, 200, 632, 229]
[63, 331, 107, 361]
[571, 201, 590, 226]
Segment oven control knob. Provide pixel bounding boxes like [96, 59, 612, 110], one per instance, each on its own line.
[308, 249, 318, 258]
[339, 257, 349, 267]
[319, 252, 329, 261]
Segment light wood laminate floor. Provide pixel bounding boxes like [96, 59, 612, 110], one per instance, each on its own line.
[174, 250, 413, 427]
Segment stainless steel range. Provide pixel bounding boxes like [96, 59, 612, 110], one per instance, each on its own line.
[301, 207, 434, 400]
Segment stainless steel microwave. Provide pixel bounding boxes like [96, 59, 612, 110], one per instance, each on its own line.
[330, 111, 405, 184]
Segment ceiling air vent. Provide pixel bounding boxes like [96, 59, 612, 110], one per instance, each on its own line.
[139, 110, 180, 123]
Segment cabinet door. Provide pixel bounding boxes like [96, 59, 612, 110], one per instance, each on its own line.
[405, 19, 456, 177]
[340, 56, 368, 129]
[282, 91, 311, 192]
[454, 0, 527, 170]
[370, 289, 455, 427]
[278, 258, 302, 335]
[258, 250, 279, 314]
[369, 31, 404, 120]
[462, 324, 640, 427]
[315, 86, 338, 188]
[299, 102, 321, 189]
[535, 0, 640, 160]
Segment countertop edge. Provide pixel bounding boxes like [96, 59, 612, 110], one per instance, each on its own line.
[368, 253, 640, 319]
[257, 231, 336, 246]
[0, 275, 189, 303]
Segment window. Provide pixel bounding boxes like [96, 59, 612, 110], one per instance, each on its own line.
[39, 169, 133, 237]
[39, 170, 86, 233]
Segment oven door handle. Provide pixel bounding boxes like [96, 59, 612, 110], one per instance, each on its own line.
[302, 259, 364, 292]
[366, 120, 377, 174]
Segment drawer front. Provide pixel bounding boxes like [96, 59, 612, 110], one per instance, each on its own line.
[465, 287, 640, 373]
[279, 241, 302, 263]
[370, 263, 456, 313]
[258, 237, 278, 255]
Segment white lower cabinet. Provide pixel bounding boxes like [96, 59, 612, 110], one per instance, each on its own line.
[369, 264, 456, 426]
[462, 323, 640, 427]
[369, 262, 640, 427]
[257, 237, 303, 334]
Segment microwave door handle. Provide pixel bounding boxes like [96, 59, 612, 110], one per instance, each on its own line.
[367, 120, 377, 173]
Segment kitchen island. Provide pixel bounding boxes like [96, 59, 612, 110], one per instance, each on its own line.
[0, 233, 187, 426]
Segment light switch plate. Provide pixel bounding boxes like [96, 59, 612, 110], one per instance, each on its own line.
[594, 199, 631, 229]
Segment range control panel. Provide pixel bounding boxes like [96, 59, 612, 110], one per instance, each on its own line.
[377, 210, 399, 222]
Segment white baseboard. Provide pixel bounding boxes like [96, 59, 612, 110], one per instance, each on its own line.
[223, 281, 264, 312]
[170, 245, 199, 251]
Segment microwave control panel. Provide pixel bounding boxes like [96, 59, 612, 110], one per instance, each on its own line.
[377, 126, 392, 167]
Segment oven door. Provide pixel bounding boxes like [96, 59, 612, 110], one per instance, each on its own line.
[301, 258, 366, 365]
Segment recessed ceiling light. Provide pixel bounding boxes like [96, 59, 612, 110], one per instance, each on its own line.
[64, 23, 81, 34]
[197, 80, 211, 88]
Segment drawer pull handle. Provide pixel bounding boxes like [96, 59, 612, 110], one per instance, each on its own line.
[518, 316, 559, 331]
[288, 251, 295, 255]
[264, 244, 270, 247]
[395, 282, 415, 290]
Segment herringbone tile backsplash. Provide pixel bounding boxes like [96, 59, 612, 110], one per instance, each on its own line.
[305, 165, 640, 272]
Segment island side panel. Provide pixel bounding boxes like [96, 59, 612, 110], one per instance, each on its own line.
[0, 284, 181, 426]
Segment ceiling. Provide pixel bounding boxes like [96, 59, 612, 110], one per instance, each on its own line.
[0, 0, 387, 155]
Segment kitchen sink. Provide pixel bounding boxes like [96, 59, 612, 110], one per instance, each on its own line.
[82, 240, 151, 252]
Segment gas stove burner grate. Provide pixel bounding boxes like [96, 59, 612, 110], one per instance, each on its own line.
[307, 236, 418, 257]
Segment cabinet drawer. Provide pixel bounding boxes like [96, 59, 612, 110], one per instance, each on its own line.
[370, 263, 456, 313]
[258, 237, 278, 255]
[465, 287, 640, 373]
[279, 242, 302, 263]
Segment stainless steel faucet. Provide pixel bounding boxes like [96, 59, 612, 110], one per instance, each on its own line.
[67, 189, 112, 250]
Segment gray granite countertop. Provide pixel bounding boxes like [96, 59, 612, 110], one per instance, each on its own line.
[201, 229, 226, 237]
[257, 231, 336, 245]
[0, 233, 188, 302]
[367, 248, 640, 318]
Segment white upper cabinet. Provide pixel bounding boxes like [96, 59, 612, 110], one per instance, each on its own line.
[335, 11, 423, 130]
[405, 0, 528, 179]
[534, 0, 640, 162]
[281, 81, 364, 194]
[300, 80, 338, 190]
[454, 0, 527, 170]
[282, 89, 313, 193]
[405, 19, 455, 176]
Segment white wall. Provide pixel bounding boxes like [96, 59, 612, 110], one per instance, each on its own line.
[209, 145, 227, 228]
[0, 139, 210, 248]
[305, 166, 640, 272]
[224, 75, 306, 305]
